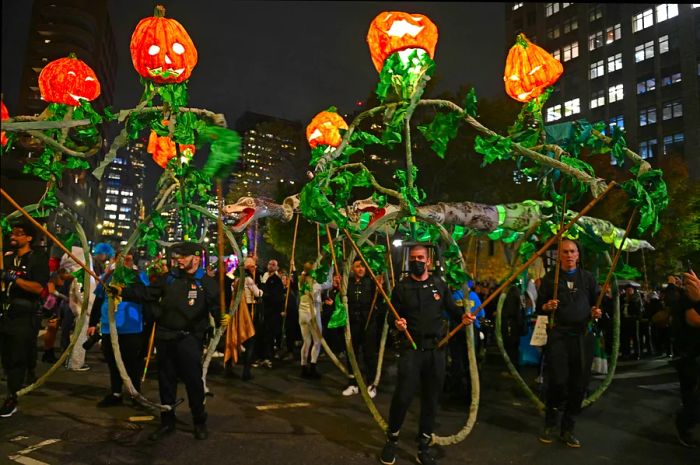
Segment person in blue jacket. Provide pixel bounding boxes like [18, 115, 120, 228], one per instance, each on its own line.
[87, 252, 149, 408]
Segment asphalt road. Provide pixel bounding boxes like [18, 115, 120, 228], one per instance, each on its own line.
[0, 345, 697, 465]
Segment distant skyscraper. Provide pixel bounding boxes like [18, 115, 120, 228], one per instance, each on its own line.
[1, 0, 118, 240]
[227, 112, 305, 199]
[97, 141, 145, 245]
[505, 3, 700, 176]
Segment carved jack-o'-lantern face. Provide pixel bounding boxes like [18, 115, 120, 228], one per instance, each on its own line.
[1, 101, 9, 147]
[306, 111, 349, 149]
[147, 122, 196, 168]
[130, 5, 198, 84]
[38, 55, 101, 106]
[366, 11, 438, 73]
[504, 34, 563, 102]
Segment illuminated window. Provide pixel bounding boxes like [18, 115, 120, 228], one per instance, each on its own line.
[547, 26, 560, 39]
[589, 60, 605, 79]
[635, 40, 654, 62]
[608, 84, 624, 103]
[545, 3, 560, 17]
[656, 4, 678, 23]
[105, 204, 118, 211]
[610, 115, 624, 130]
[606, 24, 621, 44]
[512, 2, 524, 10]
[662, 100, 683, 120]
[636, 77, 656, 94]
[590, 90, 605, 109]
[562, 41, 579, 61]
[639, 139, 657, 159]
[589, 31, 604, 50]
[562, 2, 572, 8]
[632, 9, 653, 32]
[661, 72, 681, 86]
[589, 6, 603, 22]
[546, 105, 562, 122]
[607, 53, 622, 73]
[564, 98, 580, 116]
[659, 35, 669, 54]
[663, 133, 684, 155]
[639, 106, 656, 126]
[552, 49, 561, 61]
[563, 18, 578, 33]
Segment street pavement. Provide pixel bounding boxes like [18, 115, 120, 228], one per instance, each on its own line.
[0, 345, 697, 465]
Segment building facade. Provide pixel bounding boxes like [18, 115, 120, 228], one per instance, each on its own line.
[505, 3, 700, 176]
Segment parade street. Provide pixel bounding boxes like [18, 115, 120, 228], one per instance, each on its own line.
[0, 349, 695, 465]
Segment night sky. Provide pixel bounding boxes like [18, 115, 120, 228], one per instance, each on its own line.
[2, 1, 506, 197]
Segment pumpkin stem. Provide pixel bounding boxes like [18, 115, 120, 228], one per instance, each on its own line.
[154, 5, 166, 17]
[516, 33, 529, 48]
[68, 52, 77, 59]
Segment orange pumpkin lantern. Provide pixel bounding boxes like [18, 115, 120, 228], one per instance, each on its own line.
[1, 101, 9, 147]
[503, 34, 563, 103]
[147, 127, 195, 168]
[38, 54, 101, 106]
[306, 111, 349, 149]
[366, 11, 438, 73]
[130, 5, 198, 84]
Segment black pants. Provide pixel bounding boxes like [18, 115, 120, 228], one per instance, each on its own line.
[620, 318, 639, 357]
[263, 309, 282, 359]
[1, 314, 38, 397]
[388, 347, 446, 436]
[674, 355, 699, 434]
[156, 333, 207, 426]
[345, 315, 378, 384]
[101, 333, 144, 395]
[544, 330, 593, 433]
[60, 305, 75, 352]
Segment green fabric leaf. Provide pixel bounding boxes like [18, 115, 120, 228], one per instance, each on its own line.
[198, 123, 242, 180]
[463, 88, 478, 118]
[374, 51, 435, 103]
[621, 169, 669, 235]
[111, 265, 137, 286]
[474, 134, 513, 166]
[417, 111, 461, 158]
[350, 130, 381, 146]
[327, 293, 347, 329]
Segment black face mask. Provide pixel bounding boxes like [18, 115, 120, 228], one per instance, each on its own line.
[409, 260, 426, 277]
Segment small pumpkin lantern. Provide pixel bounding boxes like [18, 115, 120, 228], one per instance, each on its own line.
[1, 101, 9, 147]
[366, 11, 438, 73]
[147, 124, 196, 168]
[130, 5, 198, 84]
[306, 111, 348, 149]
[38, 54, 101, 106]
[503, 33, 563, 102]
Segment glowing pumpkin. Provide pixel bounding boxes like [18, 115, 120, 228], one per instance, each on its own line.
[366, 11, 438, 73]
[504, 33, 563, 102]
[1, 101, 9, 147]
[306, 111, 348, 149]
[130, 5, 198, 84]
[38, 54, 101, 106]
[147, 125, 195, 168]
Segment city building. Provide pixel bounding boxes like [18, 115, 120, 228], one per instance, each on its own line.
[227, 111, 306, 200]
[0, 0, 118, 241]
[505, 3, 700, 177]
[97, 140, 145, 245]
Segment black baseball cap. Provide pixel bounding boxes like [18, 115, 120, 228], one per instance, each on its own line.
[171, 241, 203, 257]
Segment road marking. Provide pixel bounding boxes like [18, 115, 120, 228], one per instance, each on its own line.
[638, 382, 680, 392]
[8, 438, 61, 464]
[8, 455, 50, 465]
[256, 402, 311, 411]
[9, 436, 29, 442]
[13, 439, 61, 455]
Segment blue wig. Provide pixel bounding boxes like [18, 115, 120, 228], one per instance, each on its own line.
[93, 242, 115, 258]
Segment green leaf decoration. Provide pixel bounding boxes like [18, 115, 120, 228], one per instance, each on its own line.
[111, 265, 137, 286]
[621, 169, 669, 235]
[610, 125, 627, 166]
[463, 88, 478, 118]
[474, 134, 513, 166]
[350, 130, 381, 146]
[156, 82, 189, 108]
[299, 182, 347, 228]
[198, 123, 242, 180]
[442, 243, 469, 289]
[375, 51, 435, 103]
[417, 111, 461, 158]
[309, 146, 331, 167]
[518, 241, 537, 261]
[327, 293, 347, 329]
[598, 263, 642, 283]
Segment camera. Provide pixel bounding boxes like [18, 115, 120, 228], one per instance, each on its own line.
[82, 333, 102, 351]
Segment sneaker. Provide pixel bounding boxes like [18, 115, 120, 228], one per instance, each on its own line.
[97, 394, 123, 408]
[538, 427, 555, 444]
[193, 423, 209, 440]
[560, 431, 581, 448]
[342, 385, 359, 396]
[148, 424, 175, 441]
[416, 448, 437, 465]
[379, 437, 398, 465]
[368, 385, 377, 399]
[261, 359, 273, 368]
[0, 398, 18, 418]
[70, 364, 91, 372]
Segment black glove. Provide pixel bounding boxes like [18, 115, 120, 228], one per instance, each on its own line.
[1, 269, 23, 283]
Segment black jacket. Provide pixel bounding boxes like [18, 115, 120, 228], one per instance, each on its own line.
[537, 268, 598, 332]
[390, 274, 463, 348]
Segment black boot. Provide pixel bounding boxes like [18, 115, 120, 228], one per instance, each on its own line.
[149, 412, 176, 441]
[193, 423, 209, 440]
[301, 364, 311, 379]
[42, 349, 58, 364]
[416, 433, 437, 465]
[379, 432, 399, 465]
[309, 363, 321, 379]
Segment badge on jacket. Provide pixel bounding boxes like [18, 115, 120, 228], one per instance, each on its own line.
[433, 292, 441, 301]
